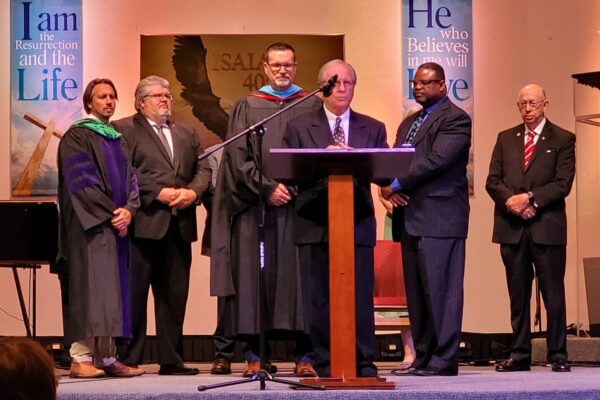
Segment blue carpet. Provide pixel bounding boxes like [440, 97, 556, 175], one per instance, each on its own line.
[57, 365, 600, 400]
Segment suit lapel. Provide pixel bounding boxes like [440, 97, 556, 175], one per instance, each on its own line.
[168, 121, 180, 172]
[510, 125, 526, 170]
[135, 113, 173, 167]
[526, 121, 554, 170]
[307, 108, 335, 148]
[411, 97, 451, 146]
[395, 111, 419, 146]
[348, 110, 368, 148]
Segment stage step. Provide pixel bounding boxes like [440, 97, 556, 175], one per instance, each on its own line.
[532, 336, 600, 362]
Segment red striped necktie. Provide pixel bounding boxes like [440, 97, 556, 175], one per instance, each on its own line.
[524, 131, 535, 169]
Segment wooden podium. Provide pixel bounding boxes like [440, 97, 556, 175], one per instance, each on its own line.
[269, 148, 414, 389]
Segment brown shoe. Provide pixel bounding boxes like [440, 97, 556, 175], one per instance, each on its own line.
[69, 361, 106, 379]
[295, 361, 318, 377]
[210, 357, 232, 375]
[242, 361, 260, 377]
[103, 360, 145, 377]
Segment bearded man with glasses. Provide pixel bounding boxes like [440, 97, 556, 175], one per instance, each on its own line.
[112, 75, 211, 375]
[211, 42, 320, 378]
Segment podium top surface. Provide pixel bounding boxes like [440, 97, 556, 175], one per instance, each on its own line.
[268, 147, 415, 179]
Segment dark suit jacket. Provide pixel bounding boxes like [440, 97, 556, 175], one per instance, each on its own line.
[485, 120, 575, 246]
[113, 113, 211, 243]
[391, 96, 471, 240]
[283, 107, 388, 246]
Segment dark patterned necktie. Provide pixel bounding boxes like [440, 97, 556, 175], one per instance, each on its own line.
[333, 116, 345, 145]
[155, 124, 173, 161]
[524, 131, 535, 169]
[403, 111, 427, 145]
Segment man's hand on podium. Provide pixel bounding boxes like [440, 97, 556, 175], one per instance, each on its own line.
[325, 143, 353, 150]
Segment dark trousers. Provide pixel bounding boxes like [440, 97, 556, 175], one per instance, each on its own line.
[123, 217, 192, 366]
[242, 332, 313, 364]
[500, 229, 567, 362]
[400, 227, 465, 371]
[299, 243, 376, 376]
[213, 296, 236, 360]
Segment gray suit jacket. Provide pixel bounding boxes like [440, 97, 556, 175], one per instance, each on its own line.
[485, 120, 575, 246]
[391, 96, 471, 239]
[113, 113, 211, 243]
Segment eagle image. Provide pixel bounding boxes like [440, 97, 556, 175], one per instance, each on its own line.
[172, 35, 229, 141]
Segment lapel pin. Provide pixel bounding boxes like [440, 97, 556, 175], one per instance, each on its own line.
[516, 132, 521, 137]
[542, 136, 546, 140]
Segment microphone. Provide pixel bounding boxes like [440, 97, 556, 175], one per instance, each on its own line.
[321, 74, 338, 97]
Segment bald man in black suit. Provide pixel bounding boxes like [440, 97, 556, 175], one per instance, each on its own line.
[486, 84, 575, 373]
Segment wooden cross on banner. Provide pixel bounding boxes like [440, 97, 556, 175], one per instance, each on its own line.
[13, 113, 64, 197]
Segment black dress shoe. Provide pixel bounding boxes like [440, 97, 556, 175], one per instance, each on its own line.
[159, 363, 200, 375]
[391, 367, 417, 376]
[495, 358, 530, 372]
[551, 359, 571, 372]
[210, 357, 231, 375]
[265, 362, 278, 374]
[412, 365, 458, 376]
[358, 364, 378, 377]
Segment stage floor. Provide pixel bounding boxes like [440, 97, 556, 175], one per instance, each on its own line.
[56, 361, 600, 400]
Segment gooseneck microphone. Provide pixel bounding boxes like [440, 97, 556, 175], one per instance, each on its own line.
[321, 74, 338, 97]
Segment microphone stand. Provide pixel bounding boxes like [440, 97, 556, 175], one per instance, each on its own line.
[197, 76, 337, 392]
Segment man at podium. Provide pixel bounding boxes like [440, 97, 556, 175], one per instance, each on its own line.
[283, 59, 389, 377]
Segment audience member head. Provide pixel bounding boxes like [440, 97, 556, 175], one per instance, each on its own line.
[411, 62, 447, 108]
[262, 42, 297, 91]
[134, 75, 172, 124]
[0, 337, 58, 400]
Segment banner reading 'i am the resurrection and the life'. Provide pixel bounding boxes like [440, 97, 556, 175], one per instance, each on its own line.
[10, 0, 83, 196]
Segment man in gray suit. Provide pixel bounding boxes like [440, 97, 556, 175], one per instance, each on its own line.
[486, 84, 575, 373]
[113, 75, 211, 375]
[382, 62, 471, 376]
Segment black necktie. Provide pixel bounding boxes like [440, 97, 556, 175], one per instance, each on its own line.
[403, 111, 427, 145]
[155, 124, 173, 161]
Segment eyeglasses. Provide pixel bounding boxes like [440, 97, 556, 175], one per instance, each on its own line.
[322, 80, 356, 88]
[410, 79, 443, 88]
[266, 63, 297, 71]
[517, 100, 546, 109]
[144, 93, 173, 101]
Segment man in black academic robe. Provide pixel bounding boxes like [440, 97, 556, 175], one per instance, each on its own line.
[57, 78, 143, 379]
[210, 42, 320, 377]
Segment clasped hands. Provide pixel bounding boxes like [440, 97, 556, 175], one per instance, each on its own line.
[267, 183, 292, 207]
[505, 193, 536, 220]
[111, 208, 132, 238]
[157, 187, 198, 209]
